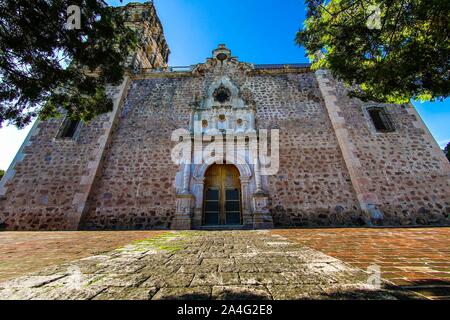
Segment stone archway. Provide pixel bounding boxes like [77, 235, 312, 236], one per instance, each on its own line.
[193, 160, 252, 180]
[203, 164, 241, 226]
[172, 154, 274, 230]
[191, 160, 254, 228]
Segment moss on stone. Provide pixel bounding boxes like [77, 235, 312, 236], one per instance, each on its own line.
[85, 275, 106, 287]
[116, 231, 202, 254]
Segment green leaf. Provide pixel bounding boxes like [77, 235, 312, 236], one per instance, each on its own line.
[297, 0, 450, 104]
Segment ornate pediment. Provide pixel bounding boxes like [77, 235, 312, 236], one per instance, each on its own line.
[188, 45, 257, 136]
[192, 44, 254, 76]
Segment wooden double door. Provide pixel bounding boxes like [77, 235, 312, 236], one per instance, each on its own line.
[203, 164, 242, 226]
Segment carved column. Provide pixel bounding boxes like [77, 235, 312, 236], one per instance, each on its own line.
[246, 111, 257, 133]
[240, 177, 253, 228]
[182, 162, 191, 194]
[254, 158, 264, 194]
[171, 158, 194, 230]
[252, 157, 273, 229]
[252, 190, 274, 229]
[191, 177, 205, 228]
[172, 193, 195, 230]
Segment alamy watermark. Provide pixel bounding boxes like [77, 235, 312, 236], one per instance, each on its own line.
[66, 5, 81, 30]
[171, 124, 280, 176]
[367, 264, 382, 289]
[65, 265, 83, 290]
[366, 4, 382, 30]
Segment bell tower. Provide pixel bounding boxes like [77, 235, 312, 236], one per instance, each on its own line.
[121, 1, 170, 71]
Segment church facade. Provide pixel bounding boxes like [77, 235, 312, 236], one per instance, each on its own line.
[1, 2, 449, 231]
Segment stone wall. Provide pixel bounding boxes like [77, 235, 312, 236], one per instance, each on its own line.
[0, 78, 131, 231]
[318, 71, 450, 226]
[1, 64, 449, 230]
[81, 77, 199, 230]
[0, 113, 112, 230]
[82, 67, 364, 229]
[247, 72, 362, 226]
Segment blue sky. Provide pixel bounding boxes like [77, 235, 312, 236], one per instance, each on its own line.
[0, 0, 448, 170]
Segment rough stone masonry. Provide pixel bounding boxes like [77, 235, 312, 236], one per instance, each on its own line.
[0, 2, 449, 231]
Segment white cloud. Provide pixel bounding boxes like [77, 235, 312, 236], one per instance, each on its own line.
[0, 121, 34, 170]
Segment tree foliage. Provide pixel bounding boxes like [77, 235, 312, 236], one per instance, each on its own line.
[0, 0, 136, 128]
[0, 170, 4, 180]
[297, 0, 450, 104]
[445, 142, 450, 161]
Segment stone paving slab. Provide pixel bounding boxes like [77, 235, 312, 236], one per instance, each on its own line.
[0, 231, 165, 282]
[273, 228, 450, 300]
[0, 230, 418, 300]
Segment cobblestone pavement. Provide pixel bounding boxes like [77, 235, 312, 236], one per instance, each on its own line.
[0, 231, 165, 282]
[0, 231, 418, 300]
[273, 228, 450, 300]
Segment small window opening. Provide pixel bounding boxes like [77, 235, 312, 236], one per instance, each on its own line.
[219, 115, 226, 122]
[58, 118, 80, 139]
[368, 107, 394, 133]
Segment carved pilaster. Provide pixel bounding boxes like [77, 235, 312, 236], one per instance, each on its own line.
[254, 158, 264, 194]
[240, 178, 253, 228]
[252, 191, 274, 229]
[171, 193, 195, 230]
[181, 162, 191, 194]
[191, 178, 205, 227]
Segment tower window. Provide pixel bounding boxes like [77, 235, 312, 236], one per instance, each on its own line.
[57, 118, 80, 139]
[367, 107, 395, 132]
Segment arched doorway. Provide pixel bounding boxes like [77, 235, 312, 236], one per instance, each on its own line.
[203, 164, 242, 226]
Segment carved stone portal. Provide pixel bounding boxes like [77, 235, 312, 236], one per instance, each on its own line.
[171, 45, 274, 230]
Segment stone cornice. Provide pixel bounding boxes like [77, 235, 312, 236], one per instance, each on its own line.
[132, 65, 312, 80]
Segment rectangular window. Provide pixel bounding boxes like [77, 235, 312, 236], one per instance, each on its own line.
[368, 107, 394, 133]
[57, 118, 80, 139]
